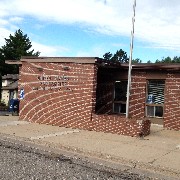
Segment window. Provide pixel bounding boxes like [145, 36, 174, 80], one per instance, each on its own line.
[146, 80, 165, 118]
[113, 81, 127, 114]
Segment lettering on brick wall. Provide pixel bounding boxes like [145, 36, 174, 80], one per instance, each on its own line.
[32, 75, 72, 91]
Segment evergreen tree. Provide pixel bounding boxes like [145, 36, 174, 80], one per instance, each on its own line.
[111, 49, 129, 63]
[103, 49, 129, 63]
[132, 58, 142, 63]
[0, 29, 40, 76]
[103, 52, 112, 61]
[155, 56, 180, 63]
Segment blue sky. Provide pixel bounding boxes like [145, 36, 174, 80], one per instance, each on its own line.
[0, 0, 180, 62]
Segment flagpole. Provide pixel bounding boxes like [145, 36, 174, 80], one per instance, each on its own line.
[126, 0, 136, 118]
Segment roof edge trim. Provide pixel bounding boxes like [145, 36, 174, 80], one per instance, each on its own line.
[20, 57, 99, 64]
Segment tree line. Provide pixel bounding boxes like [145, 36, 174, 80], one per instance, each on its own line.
[103, 50, 180, 63]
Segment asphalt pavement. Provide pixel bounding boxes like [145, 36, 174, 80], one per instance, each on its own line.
[0, 140, 154, 180]
[0, 115, 179, 179]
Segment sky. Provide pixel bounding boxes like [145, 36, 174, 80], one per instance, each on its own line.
[0, 0, 180, 62]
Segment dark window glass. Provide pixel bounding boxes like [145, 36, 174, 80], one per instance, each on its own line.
[114, 103, 126, 114]
[113, 81, 127, 114]
[114, 81, 127, 101]
[155, 106, 163, 117]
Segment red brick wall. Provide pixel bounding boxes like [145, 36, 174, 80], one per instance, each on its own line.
[19, 61, 97, 130]
[164, 73, 180, 130]
[92, 114, 150, 137]
[129, 71, 146, 118]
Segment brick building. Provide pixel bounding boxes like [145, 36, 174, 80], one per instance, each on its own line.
[10, 57, 179, 136]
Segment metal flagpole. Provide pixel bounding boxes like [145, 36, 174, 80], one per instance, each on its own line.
[126, 0, 136, 118]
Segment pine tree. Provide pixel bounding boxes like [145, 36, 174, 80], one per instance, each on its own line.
[0, 29, 40, 75]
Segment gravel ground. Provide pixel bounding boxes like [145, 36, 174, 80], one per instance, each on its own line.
[0, 139, 156, 180]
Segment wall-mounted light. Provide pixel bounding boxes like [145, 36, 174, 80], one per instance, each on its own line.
[37, 67, 43, 71]
[62, 66, 70, 71]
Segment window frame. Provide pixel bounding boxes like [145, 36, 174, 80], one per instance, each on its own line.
[145, 80, 165, 118]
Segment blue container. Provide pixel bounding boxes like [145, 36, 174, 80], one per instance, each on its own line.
[9, 99, 19, 113]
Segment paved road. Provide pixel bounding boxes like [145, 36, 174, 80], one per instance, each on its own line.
[0, 139, 153, 180]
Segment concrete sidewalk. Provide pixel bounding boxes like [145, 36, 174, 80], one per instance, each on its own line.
[0, 116, 179, 179]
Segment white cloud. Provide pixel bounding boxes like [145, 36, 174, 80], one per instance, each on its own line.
[0, 27, 12, 45]
[135, 0, 180, 52]
[9, 17, 23, 23]
[32, 42, 70, 57]
[0, 0, 133, 35]
[76, 45, 108, 57]
[112, 43, 126, 48]
[0, 0, 180, 53]
[0, 19, 8, 26]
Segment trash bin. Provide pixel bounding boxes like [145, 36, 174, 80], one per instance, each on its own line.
[9, 99, 19, 115]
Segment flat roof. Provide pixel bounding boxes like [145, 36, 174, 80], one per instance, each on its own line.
[5, 57, 98, 65]
[21, 56, 98, 64]
[5, 60, 22, 65]
[2, 74, 19, 80]
[5, 56, 180, 71]
[96, 59, 180, 71]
